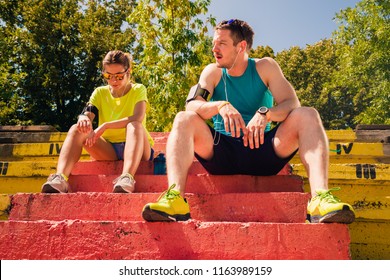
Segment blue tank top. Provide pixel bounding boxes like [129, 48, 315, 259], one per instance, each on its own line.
[211, 58, 273, 135]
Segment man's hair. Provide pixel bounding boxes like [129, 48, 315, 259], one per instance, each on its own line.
[215, 19, 254, 50]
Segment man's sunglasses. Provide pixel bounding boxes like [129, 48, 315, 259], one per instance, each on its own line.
[102, 70, 128, 80]
[225, 19, 244, 40]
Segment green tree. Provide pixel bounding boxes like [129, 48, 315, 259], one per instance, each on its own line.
[332, 0, 390, 126]
[250, 45, 275, 59]
[128, 0, 215, 131]
[0, 0, 137, 130]
[276, 40, 344, 129]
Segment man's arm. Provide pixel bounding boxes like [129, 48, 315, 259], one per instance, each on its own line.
[185, 64, 246, 138]
[244, 57, 300, 149]
[256, 57, 301, 122]
[185, 63, 221, 119]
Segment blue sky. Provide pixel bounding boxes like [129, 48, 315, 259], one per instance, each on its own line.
[205, 0, 361, 53]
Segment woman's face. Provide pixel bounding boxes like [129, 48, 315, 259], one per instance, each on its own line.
[103, 63, 129, 91]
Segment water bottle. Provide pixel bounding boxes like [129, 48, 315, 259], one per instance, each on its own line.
[153, 153, 166, 175]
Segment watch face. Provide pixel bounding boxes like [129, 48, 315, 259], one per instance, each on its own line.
[258, 107, 268, 114]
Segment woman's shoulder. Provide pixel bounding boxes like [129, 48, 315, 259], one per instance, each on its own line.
[93, 85, 110, 94]
[131, 83, 147, 93]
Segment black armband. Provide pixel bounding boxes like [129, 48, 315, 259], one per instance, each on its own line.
[80, 103, 98, 116]
[185, 84, 211, 105]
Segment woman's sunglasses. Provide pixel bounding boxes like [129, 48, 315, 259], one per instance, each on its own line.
[102, 69, 128, 80]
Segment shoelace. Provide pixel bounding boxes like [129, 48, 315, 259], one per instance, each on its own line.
[48, 174, 64, 182]
[315, 187, 341, 203]
[112, 173, 135, 184]
[156, 184, 180, 201]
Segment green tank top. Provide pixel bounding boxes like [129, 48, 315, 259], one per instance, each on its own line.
[211, 58, 273, 135]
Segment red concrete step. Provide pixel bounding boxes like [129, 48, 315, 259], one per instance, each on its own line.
[68, 174, 303, 193]
[9, 192, 309, 223]
[71, 160, 292, 175]
[0, 220, 351, 260]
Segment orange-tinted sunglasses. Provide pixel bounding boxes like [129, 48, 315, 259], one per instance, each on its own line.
[102, 69, 128, 80]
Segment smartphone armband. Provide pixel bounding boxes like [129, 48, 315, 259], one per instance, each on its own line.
[185, 84, 211, 105]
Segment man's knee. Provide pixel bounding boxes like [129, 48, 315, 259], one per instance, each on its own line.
[172, 111, 201, 129]
[290, 107, 321, 123]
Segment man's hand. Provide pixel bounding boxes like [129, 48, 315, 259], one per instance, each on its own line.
[244, 113, 268, 149]
[219, 103, 247, 138]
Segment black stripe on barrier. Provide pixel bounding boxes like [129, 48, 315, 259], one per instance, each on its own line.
[49, 143, 62, 155]
[356, 164, 376, 179]
[0, 162, 9, 176]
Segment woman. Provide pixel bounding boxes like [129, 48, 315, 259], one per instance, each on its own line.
[42, 50, 154, 193]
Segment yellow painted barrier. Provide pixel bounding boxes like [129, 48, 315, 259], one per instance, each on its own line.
[0, 177, 43, 194]
[349, 220, 390, 260]
[335, 184, 390, 220]
[0, 194, 11, 220]
[326, 130, 356, 142]
[0, 161, 57, 177]
[292, 163, 390, 181]
[302, 181, 390, 220]
[290, 142, 388, 164]
[6, 140, 385, 158]
[0, 142, 89, 159]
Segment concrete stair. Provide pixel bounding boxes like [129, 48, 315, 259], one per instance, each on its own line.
[0, 220, 350, 260]
[4, 125, 389, 259]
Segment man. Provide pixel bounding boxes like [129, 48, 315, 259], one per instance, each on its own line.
[142, 19, 355, 224]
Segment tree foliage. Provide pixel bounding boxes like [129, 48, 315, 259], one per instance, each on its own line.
[276, 40, 342, 128]
[331, 0, 389, 126]
[0, 0, 388, 131]
[128, 0, 215, 131]
[0, 0, 137, 130]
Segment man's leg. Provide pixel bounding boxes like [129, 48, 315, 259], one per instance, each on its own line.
[142, 111, 214, 221]
[167, 111, 215, 196]
[273, 107, 354, 223]
[273, 107, 328, 196]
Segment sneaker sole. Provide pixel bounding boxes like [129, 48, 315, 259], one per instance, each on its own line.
[142, 206, 191, 222]
[112, 186, 133, 193]
[41, 184, 67, 194]
[309, 207, 355, 224]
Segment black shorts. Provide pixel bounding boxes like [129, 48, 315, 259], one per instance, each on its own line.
[194, 125, 298, 176]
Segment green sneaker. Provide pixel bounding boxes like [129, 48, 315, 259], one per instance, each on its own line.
[307, 188, 355, 224]
[142, 184, 191, 222]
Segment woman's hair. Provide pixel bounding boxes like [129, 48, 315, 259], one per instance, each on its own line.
[102, 50, 132, 72]
[215, 19, 254, 50]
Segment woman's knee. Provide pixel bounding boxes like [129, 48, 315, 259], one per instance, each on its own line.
[67, 124, 84, 138]
[126, 120, 143, 132]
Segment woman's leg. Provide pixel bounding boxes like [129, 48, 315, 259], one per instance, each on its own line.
[113, 121, 151, 193]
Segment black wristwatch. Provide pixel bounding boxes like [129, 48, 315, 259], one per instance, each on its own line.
[257, 106, 269, 115]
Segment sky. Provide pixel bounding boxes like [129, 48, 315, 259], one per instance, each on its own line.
[205, 0, 361, 53]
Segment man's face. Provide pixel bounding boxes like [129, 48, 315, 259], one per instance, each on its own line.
[212, 29, 240, 69]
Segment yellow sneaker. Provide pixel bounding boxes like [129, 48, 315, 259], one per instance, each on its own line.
[142, 184, 191, 222]
[307, 188, 355, 224]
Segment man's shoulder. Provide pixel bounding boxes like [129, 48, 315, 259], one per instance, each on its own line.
[203, 63, 219, 72]
[253, 57, 276, 65]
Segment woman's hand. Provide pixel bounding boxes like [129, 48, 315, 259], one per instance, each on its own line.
[77, 115, 92, 134]
[84, 124, 106, 147]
